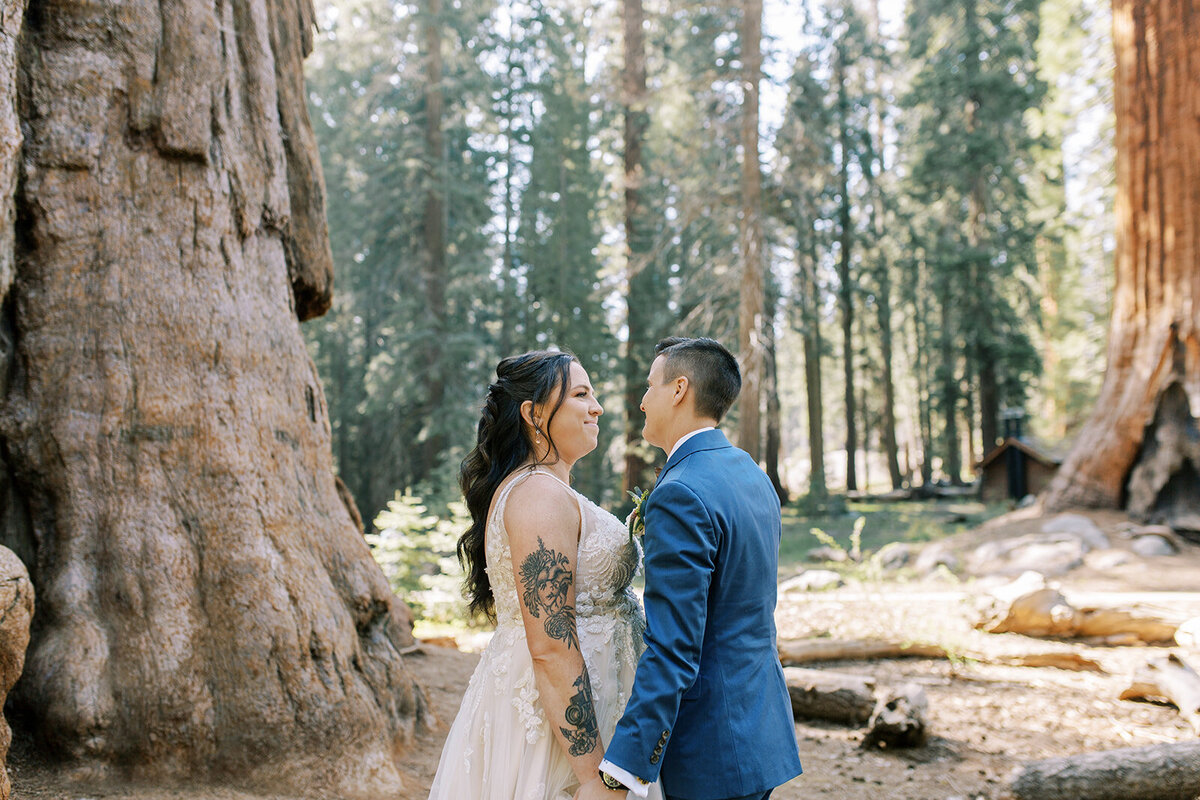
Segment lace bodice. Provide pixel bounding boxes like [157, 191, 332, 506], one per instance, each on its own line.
[429, 466, 662, 800]
[486, 467, 642, 629]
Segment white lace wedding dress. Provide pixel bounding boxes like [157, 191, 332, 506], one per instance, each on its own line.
[428, 468, 664, 800]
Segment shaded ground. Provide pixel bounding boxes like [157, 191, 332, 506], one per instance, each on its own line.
[11, 508, 1200, 800]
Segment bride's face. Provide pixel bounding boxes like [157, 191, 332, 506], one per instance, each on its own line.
[540, 361, 603, 464]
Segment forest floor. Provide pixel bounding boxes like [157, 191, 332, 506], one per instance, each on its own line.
[11, 506, 1200, 800]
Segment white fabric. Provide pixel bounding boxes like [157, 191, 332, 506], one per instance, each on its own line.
[667, 426, 715, 459]
[428, 467, 664, 800]
[599, 758, 651, 797]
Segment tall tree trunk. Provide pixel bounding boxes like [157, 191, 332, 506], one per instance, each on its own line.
[834, 43, 858, 492]
[912, 251, 934, 487]
[417, 0, 447, 483]
[800, 246, 828, 500]
[1044, 1, 1200, 517]
[737, 0, 764, 462]
[939, 270, 963, 484]
[866, 0, 902, 490]
[622, 0, 658, 495]
[765, 315, 788, 503]
[0, 1, 426, 793]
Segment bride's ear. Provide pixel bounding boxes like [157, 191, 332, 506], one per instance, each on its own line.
[519, 400, 536, 428]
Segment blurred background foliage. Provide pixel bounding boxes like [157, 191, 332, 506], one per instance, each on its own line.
[303, 0, 1115, 616]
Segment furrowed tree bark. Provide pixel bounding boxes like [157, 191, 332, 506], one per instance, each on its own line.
[736, 0, 764, 462]
[1043, 2, 1200, 514]
[1, 0, 426, 793]
[0, 0, 20, 303]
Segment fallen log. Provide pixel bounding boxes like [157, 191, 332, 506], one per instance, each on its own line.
[994, 652, 1105, 672]
[1009, 740, 1200, 800]
[1119, 654, 1200, 735]
[977, 573, 1178, 644]
[778, 638, 949, 665]
[782, 667, 876, 725]
[778, 638, 1104, 673]
[861, 683, 928, 750]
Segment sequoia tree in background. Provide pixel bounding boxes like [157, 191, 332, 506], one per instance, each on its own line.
[0, 0, 426, 794]
[1044, 1, 1199, 524]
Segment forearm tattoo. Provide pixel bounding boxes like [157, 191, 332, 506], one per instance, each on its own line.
[519, 537, 579, 651]
[560, 669, 599, 756]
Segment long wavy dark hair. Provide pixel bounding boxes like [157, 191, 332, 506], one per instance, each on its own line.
[457, 350, 577, 620]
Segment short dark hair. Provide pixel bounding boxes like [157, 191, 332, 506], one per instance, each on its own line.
[654, 337, 741, 422]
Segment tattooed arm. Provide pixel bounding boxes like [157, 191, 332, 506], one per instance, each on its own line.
[505, 474, 604, 784]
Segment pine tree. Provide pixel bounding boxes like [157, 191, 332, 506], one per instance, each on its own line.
[902, 0, 1045, 479]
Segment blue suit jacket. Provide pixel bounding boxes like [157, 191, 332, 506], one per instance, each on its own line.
[606, 429, 802, 800]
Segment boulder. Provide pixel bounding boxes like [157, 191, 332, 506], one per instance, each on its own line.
[806, 545, 848, 564]
[873, 542, 912, 571]
[1085, 549, 1134, 570]
[968, 533, 1086, 577]
[0, 547, 34, 800]
[1131, 534, 1177, 557]
[914, 542, 959, 576]
[1041, 513, 1111, 550]
[780, 570, 844, 593]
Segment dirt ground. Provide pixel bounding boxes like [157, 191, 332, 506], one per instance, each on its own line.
[11, 508, 1200, 800]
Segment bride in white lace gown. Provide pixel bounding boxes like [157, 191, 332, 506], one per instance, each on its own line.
[428, 352, 663, 800]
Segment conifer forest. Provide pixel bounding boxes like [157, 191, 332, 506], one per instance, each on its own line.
[302, 0, 1117, 520]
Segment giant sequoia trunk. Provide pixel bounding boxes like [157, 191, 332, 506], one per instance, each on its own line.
[1043, 2, 1199, 527]
[0, 0, 426, 793]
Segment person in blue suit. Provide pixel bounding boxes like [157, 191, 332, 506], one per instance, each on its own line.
[576, 337, 803, 800]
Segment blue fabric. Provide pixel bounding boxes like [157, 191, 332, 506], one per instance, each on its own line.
[604, 430, 803, 800]
[667, 792, 772, 800]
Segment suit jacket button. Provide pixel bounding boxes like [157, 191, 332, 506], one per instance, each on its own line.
[650, 755, 659, 764]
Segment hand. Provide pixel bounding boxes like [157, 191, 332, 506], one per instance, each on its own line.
[575, 775, 627, 800]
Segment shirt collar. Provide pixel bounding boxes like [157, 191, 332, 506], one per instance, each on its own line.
[668, 426, 715, 459]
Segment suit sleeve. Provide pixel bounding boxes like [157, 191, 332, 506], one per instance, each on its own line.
[603, 479, 716, 784]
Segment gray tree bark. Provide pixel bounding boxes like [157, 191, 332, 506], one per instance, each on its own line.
[0, 0, 427, 794]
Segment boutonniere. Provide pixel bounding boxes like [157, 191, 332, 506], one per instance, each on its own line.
[626, 487, 650, 543]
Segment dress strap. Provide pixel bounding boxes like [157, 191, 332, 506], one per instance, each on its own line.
[490, 466, 581, 529]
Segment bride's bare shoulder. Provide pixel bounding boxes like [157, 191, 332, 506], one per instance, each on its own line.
[502, 470, 580, 540]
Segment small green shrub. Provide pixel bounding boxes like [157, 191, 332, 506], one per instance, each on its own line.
[368, 493, 472, 625]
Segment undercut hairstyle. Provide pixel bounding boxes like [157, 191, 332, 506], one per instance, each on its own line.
[654, 337, 741, 422]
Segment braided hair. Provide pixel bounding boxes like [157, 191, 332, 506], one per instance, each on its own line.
[457, 350, 576, 620]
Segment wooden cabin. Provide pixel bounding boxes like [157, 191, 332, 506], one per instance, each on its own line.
[977, 438, 1063, 504]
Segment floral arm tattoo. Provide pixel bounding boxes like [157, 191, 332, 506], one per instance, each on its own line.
[519, 537, 579, 651]
[560, 669, 600, 756]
